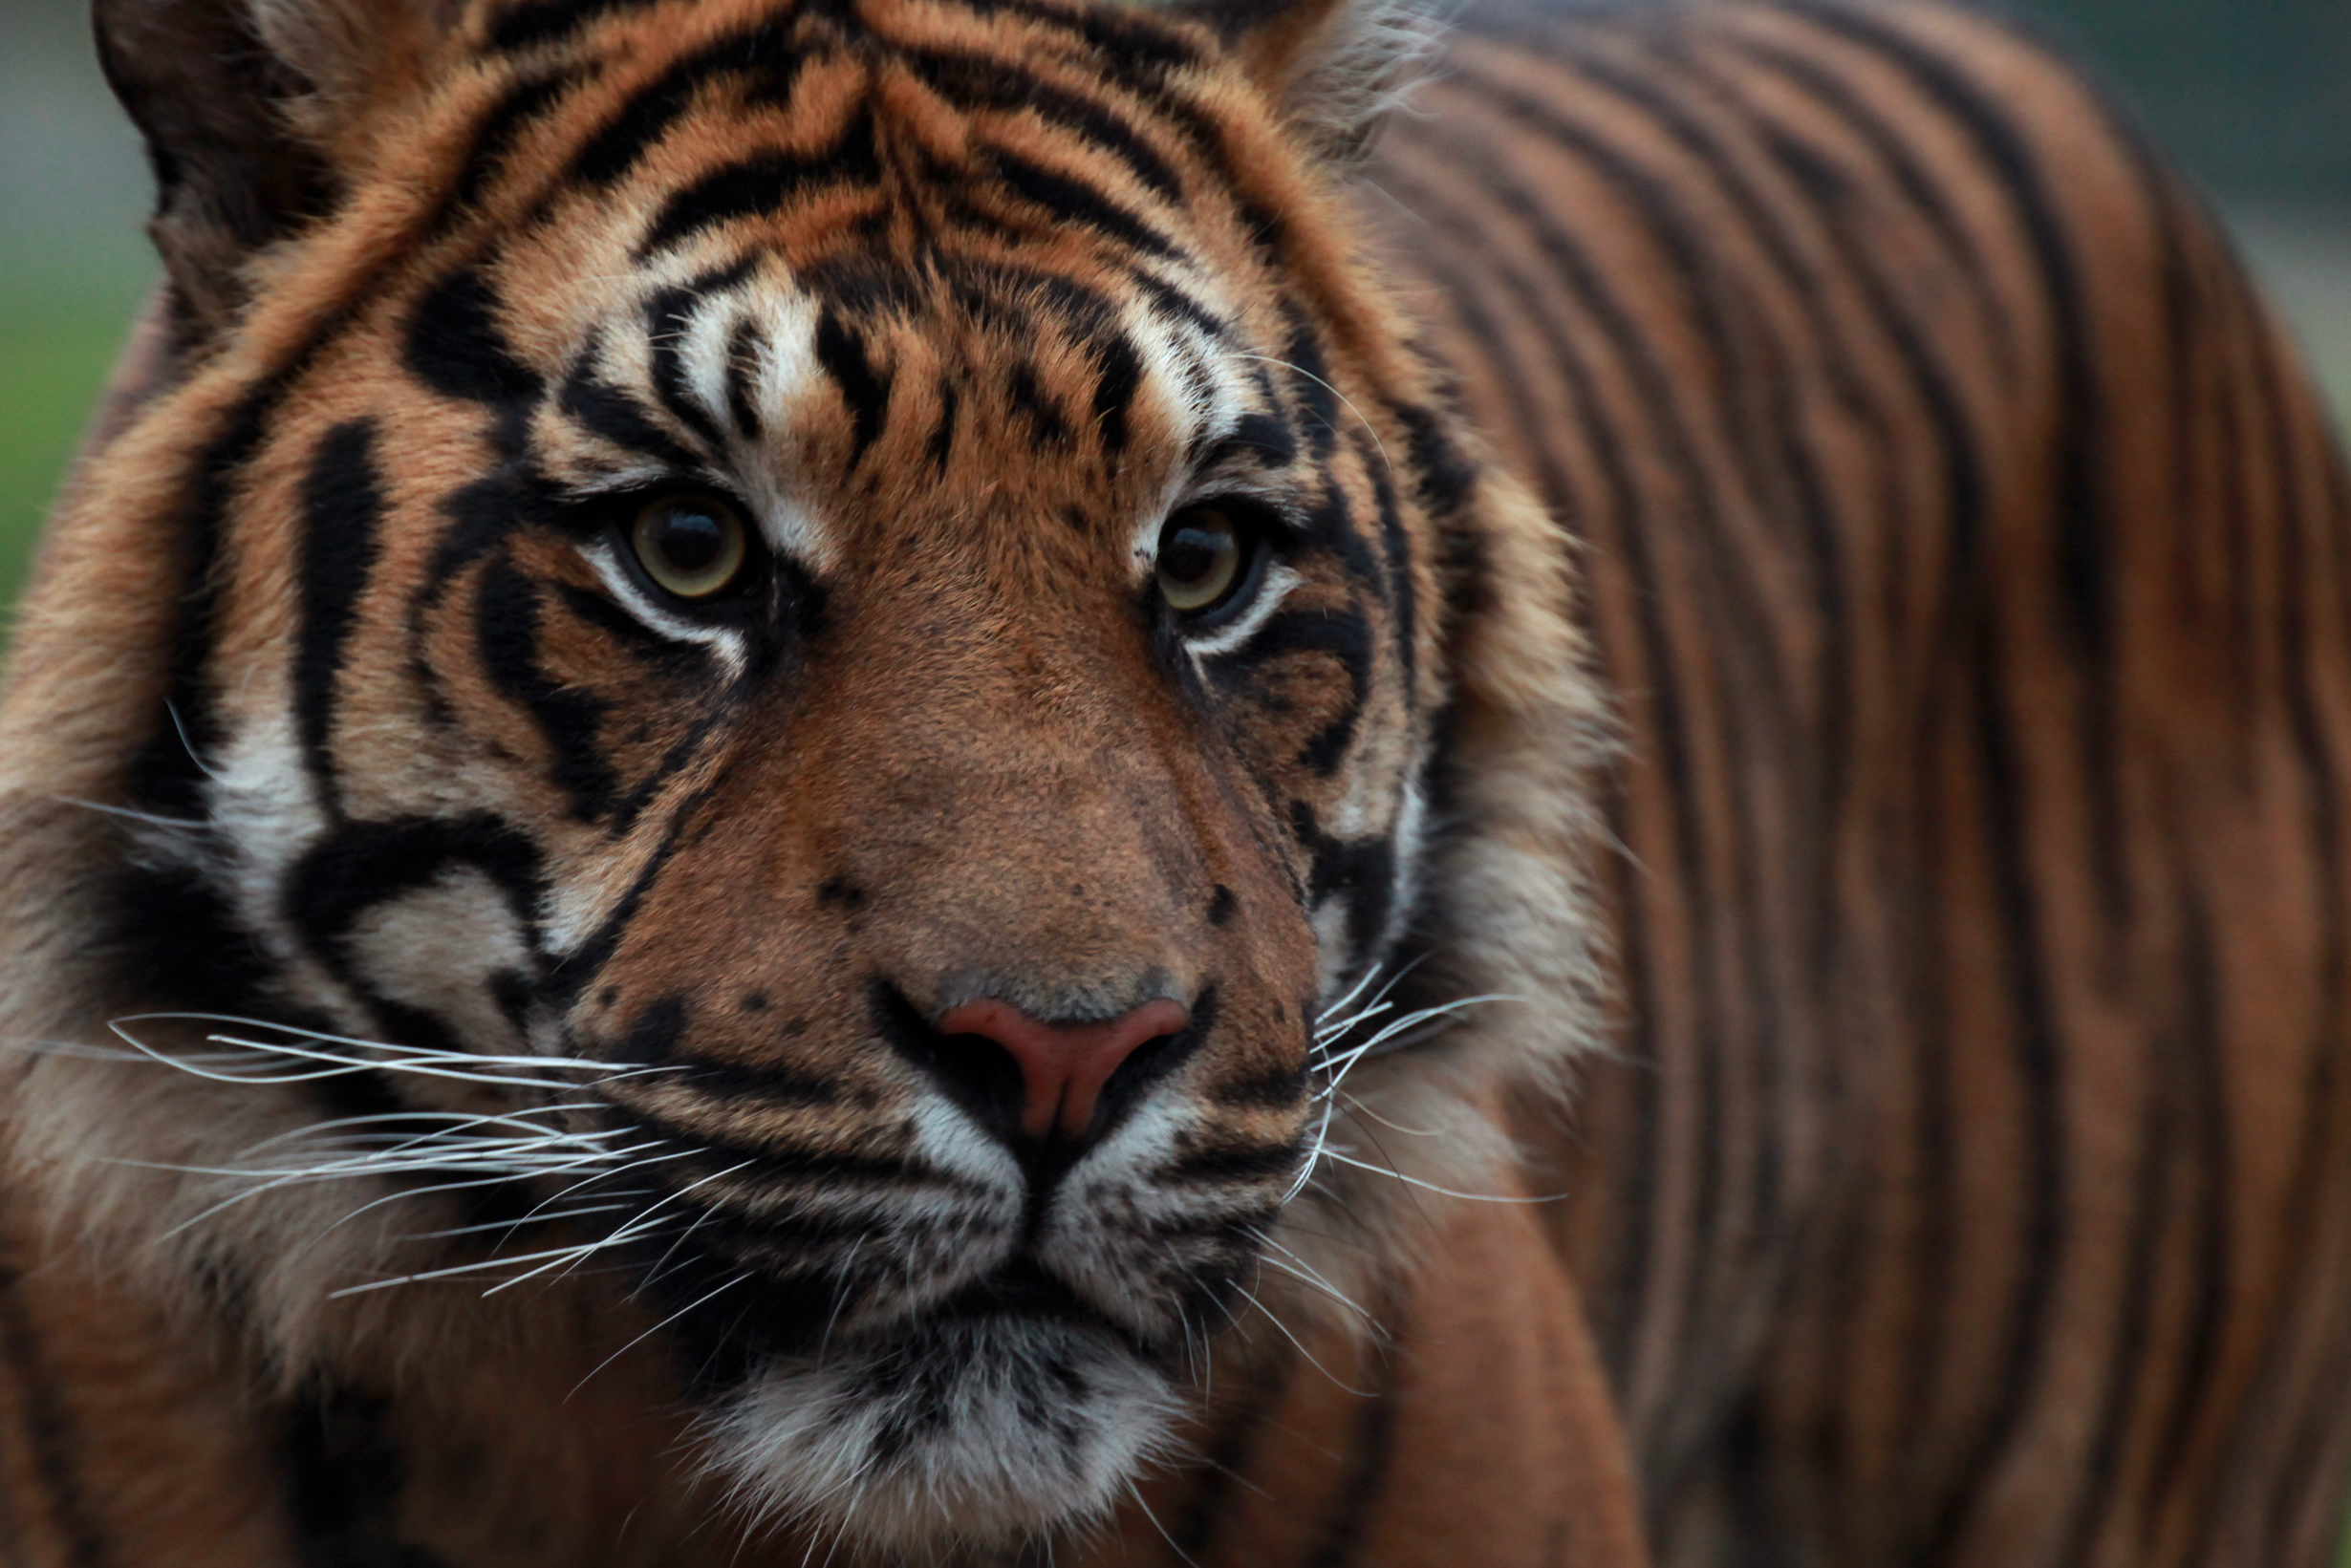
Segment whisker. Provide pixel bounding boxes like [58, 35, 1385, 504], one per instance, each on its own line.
[1243, 1226, 1383, 1330]
[1334, 1094, 1448, 1137]
[1226, 1279, 1375, 1397]
[54, 796, 207, 830]
[329, 1237, 638, 1297]
[1311, 1149, 1565, 1203]
[400, 1201, 639, 1243]
[1125, 1478, 1202, 1568]
[568, 1272, 751, 1401]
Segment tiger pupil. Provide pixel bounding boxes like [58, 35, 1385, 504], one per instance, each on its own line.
[1166, 529, 1223, 583]
[657, 512, 723, 571]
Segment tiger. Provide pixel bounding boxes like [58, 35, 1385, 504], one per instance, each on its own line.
[1, 0, 2346, 1563]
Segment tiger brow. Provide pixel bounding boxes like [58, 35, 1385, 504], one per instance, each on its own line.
[1197, 416, 1300, 472]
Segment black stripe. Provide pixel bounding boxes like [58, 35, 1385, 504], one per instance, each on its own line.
[724, 319, 766, 439]
[557, 354, 704, 473]
[1169, 1345, 1297, 1557]
[1220, 412, 1297, 470]
[414, 442, 566, 636]
[1210, 603, 1375, 777]
[1089, 330, 1145, 454]
[548, 775, 725, 1008]
[1288, 800, 1396, 983]
[405, 267, 545, 406]
[636, 109, 881, 256]
[0, 1266, 105, 1568]
[1132, 270, 1230, 339]
[285, 813, 547, 974]
[2141, 185, 2238, 1513]
[2064, 863, 2221, 1561]
[988, 147, 1177, 257]
[285, 1390, 454, 1568]
[294, 420, 387, 820]
[1305, 1289, 1400, 1567]
[1389, 401, 1474, 520]
[595, 1105, 940, 1192]
[475, 556, 621, 820]
[813, 311, 893, 466]
[1159, 1143, 1300, 1184]
[956, 0, 1206, 89]
[646, 258, 760, 457]
[570, 26, 805, 190]
[1358, 427, 1416, 700]
[124, 381, 282, 820]
[1005, 360, 1068, 444]
[1781, 0, 2124, 921]
[492, 0, 661, 54]
[926, 378, 960, 474]
[650, 1056, 842, 1107]
[1718, 33, 2004, 349]
[1914, 514, 2069, 1561]
[1370, 148, 1707, 1393]
[902, 46, 1182, 200]
[1281, 312, 1339, 459]
[448, 71, 579, 217]
[1213, 1062, 1306, 1110]
[609, 995, 838, 1108]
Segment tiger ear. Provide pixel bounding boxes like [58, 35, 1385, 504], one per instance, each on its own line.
[1182, 0, 1435, 161]
[92, 0, 456, 338]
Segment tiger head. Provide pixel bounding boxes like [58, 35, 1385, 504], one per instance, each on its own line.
[0, 0, 1601, 1553]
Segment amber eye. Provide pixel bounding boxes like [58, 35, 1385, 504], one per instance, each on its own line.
[1155, 505, 1248, 615]
[631, 494, 749, 599]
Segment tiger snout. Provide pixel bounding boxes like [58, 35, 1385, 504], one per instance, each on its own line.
[546, 651, 1326, 1542]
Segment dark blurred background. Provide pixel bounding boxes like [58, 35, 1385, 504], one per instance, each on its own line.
[1, 0, 2347, 628]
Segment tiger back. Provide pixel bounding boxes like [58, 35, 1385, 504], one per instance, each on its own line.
[1369, 3, 2351, 1562]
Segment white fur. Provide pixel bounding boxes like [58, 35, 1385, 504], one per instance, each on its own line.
[703, 1320, 1179, 1554]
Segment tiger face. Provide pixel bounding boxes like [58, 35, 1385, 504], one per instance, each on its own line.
[9, 0, 1546, 1549]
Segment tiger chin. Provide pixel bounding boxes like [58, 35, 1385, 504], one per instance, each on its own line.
[0, 0, 1601, 1557]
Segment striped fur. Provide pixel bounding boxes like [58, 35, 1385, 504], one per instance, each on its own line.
[0, 0, 2346, 1564]
[1370, 3, 2351, 1563]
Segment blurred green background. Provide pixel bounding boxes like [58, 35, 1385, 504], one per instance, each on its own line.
[1, 0, 2348, 629]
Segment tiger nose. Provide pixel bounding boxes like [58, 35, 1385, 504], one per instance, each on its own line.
[936, 997, 1192, 1143]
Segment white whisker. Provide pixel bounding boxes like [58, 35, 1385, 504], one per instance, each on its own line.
[1310, 1149, 1564, 1203]
[569, 1272, 750, 1402]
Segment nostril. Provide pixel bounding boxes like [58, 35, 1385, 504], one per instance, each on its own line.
[934, 1026, 1032, 1141]
[935, 995, 1193, 1145]
[871, 985, 1031, 1141]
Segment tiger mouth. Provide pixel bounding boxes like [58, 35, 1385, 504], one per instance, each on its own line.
[921, 1257, 1128, 1335]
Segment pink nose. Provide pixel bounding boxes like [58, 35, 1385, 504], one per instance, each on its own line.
[936, 997, 1192, 1142]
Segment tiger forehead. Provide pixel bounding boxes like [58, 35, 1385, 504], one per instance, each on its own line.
[438, 0, 1248, 269]
[497, 247, 1257, 561]
[399, 0, 1287, 547]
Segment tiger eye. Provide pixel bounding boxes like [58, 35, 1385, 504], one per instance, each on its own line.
[631, 494, 748, 600]
[1155, 506, 1244, 614]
